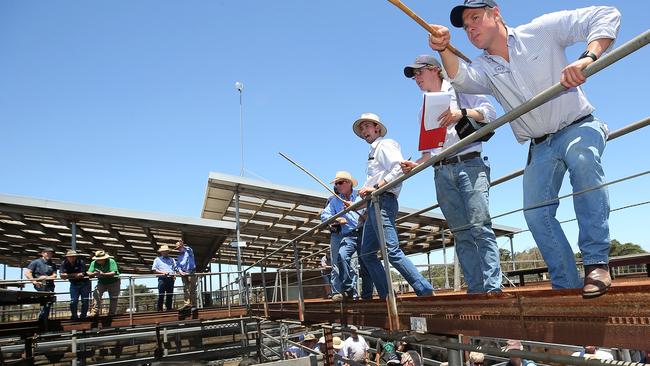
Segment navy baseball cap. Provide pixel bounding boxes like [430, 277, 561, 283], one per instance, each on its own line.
[450, 0, 497, 28]
[403, 55, 442, 78]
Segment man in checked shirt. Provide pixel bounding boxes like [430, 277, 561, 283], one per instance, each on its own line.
[353, 112, 434, 299]
[427, 0, 620, 298]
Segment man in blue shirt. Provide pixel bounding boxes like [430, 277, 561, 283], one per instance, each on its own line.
[25, 247, 57, 321]
[175, 239, 197, 309]
[152, 245, 177, 311]
[321, 171, 373, 301]
[60, 250, 91, 320]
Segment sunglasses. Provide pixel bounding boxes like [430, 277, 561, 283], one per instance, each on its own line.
[335, 180, 349, 185]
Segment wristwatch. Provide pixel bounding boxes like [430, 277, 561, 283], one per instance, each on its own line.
[579, 50, 598, 62]
[461, 108, 467, 117]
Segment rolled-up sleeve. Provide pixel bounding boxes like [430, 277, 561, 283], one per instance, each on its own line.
[460, 93, 497, 122]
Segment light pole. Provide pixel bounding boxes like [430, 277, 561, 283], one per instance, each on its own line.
[235, 81, 244, 177]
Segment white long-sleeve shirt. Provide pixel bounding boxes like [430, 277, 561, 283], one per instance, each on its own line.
[363, 137, 403, 197]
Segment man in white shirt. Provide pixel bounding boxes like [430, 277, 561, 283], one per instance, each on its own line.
[401, 54, 501, 293]
[342, 325, 369, 364]
[427, 1, 620, 298]
[354, 113, 434, 298]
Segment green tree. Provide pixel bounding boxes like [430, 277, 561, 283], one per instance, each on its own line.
[576, 239, 646, 259]
[117, 284, 157, 313]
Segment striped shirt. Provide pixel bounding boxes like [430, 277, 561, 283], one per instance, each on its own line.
[450, 6, 620, 143]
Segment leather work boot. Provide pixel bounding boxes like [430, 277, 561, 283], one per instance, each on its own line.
[582, 264, 611, 299]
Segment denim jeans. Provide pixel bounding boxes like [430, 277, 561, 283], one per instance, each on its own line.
[338, 229, 374, 298]
[434, 155, 502, 293]
[69, 280, 91, 319]
[329, 232, 343, 294]
[158, 277, 175, 311]
[523, 116, 610, 289]
[360, 193, 434, 298]
[35, 284, 55, 321]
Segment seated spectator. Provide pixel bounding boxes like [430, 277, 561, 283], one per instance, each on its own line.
[401, 350, 423, 366]
[498, 340, 536, 366]
[571, 346, 614, 361]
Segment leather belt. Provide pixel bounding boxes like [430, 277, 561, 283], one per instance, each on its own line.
[434, 151, 481, 167]
[532, 114, 593, 145]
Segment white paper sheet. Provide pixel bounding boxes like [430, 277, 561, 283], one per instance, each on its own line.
[423, 92, 452, 130]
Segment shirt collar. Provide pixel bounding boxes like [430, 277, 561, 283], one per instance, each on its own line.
[481, 25, 517, 58]
[370, 136, 384, 149]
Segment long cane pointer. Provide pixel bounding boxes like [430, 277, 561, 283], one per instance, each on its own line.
[387, 0, 472, 63]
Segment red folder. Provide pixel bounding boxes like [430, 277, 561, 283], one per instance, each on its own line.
[418, 95, 446, 151]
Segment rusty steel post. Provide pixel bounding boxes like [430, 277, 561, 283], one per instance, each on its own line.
[324, 326, 334, 366]
[261, 260, 269, 318]
[371, 195, 400, 331]
[293, 243, 305, 322]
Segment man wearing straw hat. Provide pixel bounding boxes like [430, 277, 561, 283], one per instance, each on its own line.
[321, 170, 373, 302]
[353, 113, 434, 298]
[25, 247, 57, 321]
[152, 244, 178, 311]
[88, 250, 121, 316]
[427, 1, 620, 298]
[400, 54, 501, 294]
[60, 249, 91, 320]
[174, 239, 197, 310]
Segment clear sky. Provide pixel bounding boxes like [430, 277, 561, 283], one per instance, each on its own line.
[1, 1, 649, 283]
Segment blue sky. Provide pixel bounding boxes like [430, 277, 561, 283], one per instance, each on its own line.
[1, 1, 649, 283]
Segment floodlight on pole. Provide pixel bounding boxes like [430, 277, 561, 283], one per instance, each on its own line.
[235, 82, 244, 177]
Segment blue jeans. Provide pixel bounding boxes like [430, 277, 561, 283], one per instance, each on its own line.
[338, 229, 374, 298]
[35, 284, 55, 321]
[434, 155, 502, 293]
[523, 116, 610, 289]
[69, 280, 91, 319]
[157, 277, 175, 311]
[329, 233, 343, 294]
[360, 193, 434, 298]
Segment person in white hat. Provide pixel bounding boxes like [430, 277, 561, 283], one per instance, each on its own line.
[88, 250, 121, 316]
[400, 54, 502, 294]
[353, 113, 434, 298]
[152, 244, 178, 311]
[321, 170, 373, 302]
[60, 249, 91, 320]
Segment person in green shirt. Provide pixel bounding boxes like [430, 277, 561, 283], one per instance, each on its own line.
[87, 250, 121, 316]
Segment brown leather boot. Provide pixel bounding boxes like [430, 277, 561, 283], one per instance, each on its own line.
[582, 264, 611, 299]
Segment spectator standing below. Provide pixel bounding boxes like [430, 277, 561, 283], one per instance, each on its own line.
[60, 250, 91, 320]
[428, 1, 621, 298]
[24, 247, 57, 321]
[400, 54, 501, 293]
[152, 245, 177, 311]
[333, 336, 345, 366]
[375, 336, 401, 365]
[175, 239, 197, 310]
[88, 250, 121, 316]
[320, 253, 333, 298]
[342, 325, 369, 365]
[497, 340, 536, 366]
[354, 113, 434, 298]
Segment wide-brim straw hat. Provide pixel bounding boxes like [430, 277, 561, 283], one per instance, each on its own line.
[352, 112, 387, 139]
[330, 171, 357, 187]
[158, 245, 172, 252]
[92, 250, 112, 260]
[65, 250, 79, 257]
[332, 336, 343, 350]
[303, 334, 317, 341]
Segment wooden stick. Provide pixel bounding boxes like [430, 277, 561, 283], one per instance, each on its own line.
[278, 152, 347, 204]
[387, 0, 472, 63]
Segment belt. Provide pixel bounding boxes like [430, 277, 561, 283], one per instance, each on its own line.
[532, 114, 593, 145]
[434, 151, 481, 167]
